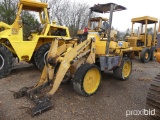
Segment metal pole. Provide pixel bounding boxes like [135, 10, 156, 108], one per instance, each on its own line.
[138, 27, 140, 39]
[87, 10, 92, 28]
[153, 23, 156, 46]
[106, 4, 114, 55]
[144, 20, 148, 46]
[157, 21, 160, 49]
[141, 24, 143, 34]
[131, 22, 134, 37]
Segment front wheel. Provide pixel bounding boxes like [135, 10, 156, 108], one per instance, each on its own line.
[73, 63, 101, 96]
[113, 57, 132, 80]
[150, 47, 157, 61]
[0, 45, 13, 78]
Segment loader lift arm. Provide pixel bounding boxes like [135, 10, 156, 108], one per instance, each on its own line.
[14, 37, 96, 116]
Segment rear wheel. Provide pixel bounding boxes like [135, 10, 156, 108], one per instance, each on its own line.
[146, 73, 160, 119]
[0, 45, 13, 78]
[150, 47, 157, 61]
[34, 43, 51, 71]
[140, 48, 151, 63]
[113, 57, 132, 80]
[73, 63, 101, 96]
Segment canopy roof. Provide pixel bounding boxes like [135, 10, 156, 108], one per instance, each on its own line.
[19, 0, 48, 12]
[90, 3, 126, 13]
[131, 16, 158, 24]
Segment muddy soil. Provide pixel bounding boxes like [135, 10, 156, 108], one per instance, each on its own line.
[0, 59, 159, 120]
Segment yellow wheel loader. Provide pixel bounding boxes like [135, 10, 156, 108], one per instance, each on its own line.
[0, 0, 71, 78]
[126, 16, 158, 63]
[14, 3, 135, 116]
[146, 24, 160, 119]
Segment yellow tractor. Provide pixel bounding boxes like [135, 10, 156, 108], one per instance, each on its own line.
[146, 24, 160, 119]
[14, 3, 136, 116]
[78, 16, 117, 41]
[126, 16, 158, 63]
[0, 0, 71, 78]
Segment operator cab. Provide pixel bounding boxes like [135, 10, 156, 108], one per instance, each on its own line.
[88, 17, 108, 32]
[78, 3, 126, 43]
[79, 3, 127, 55]
[12, 0, 49, 40]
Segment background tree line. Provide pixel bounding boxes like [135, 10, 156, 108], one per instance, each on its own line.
[0, 0, 91, 37]
[0, 0, 155, 39]
[0, 0, 39, 38]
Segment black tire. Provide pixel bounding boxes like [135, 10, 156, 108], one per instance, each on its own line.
[113, 57, 132, 80]
[73, 63, 101, 96]
[30, 52, 37, 67]
[61, 73, 70, 85]
[34, 43, 51, 71]
[0, 45, 13, 78]
[140, 48, 151, 63]
[150, 47, 157, 61]
[146, 74, 160, 119]
[54, 63, 70, 85]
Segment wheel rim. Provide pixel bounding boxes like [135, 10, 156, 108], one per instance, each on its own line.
[145, 52, 149, 59]
[83, 68, 101, 94]
[43, 51, 49, 64]
[122, 61, 131, 78]
[0, 54, 4, 70]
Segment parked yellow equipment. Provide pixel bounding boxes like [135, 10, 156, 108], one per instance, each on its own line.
[0, 0, 71, 78]
[146, 23, 160, 119]
[78, 17, 117, 41]
[126, 16, 158, 63]
[14, 3, 136, 116]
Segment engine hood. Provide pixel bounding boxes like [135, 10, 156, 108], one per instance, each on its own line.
[0, 22, 11, 32]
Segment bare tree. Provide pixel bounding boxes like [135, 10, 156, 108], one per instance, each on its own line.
[49, 0, 90, 36]
[0, 0, 18, 24]
[0, 0, 40, 38]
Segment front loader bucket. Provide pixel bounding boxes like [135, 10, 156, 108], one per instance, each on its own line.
[13, 39, 60, 116]
[30, 95, 53, 116]
[14, 85, 53, 116]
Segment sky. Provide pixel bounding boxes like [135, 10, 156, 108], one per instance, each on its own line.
[81, 0, 159, 31]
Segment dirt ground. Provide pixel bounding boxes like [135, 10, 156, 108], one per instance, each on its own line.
[0, 58, 159, 120]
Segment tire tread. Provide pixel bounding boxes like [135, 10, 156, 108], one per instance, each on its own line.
[73, 63, 101, 96]
[0, 45, 13, 78]
[146, 75, 160, 119]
